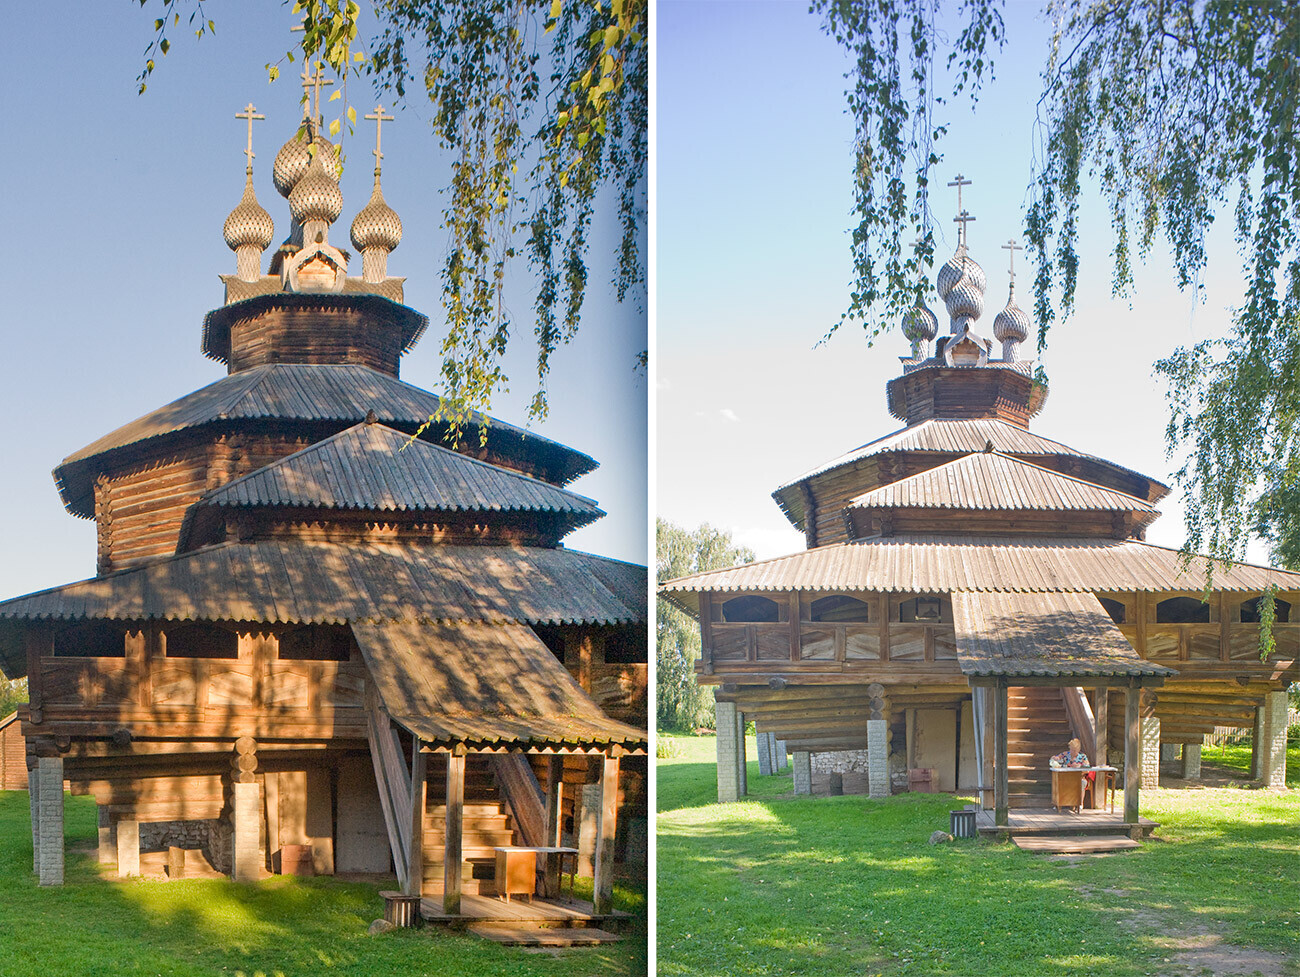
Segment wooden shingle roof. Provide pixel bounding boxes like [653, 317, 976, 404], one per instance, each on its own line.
[659, 534, 1300, 614]
[194, 421, 602, 527]
[952, 591, 1174, 679]
[353, 620, 646, 749]
[845, 451, 1159, 517]
[54, 363, 598, 515]
[0, 539, 646, 674]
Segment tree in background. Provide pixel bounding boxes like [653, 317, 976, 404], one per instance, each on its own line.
[0, 678, 27, 719]
[139, 0, 646, 439]
[814, 0, 1298, 571]
[657, 520, 754, 732]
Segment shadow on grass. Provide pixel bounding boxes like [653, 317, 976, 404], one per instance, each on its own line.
[0, 791, 647, 977]
[658, 770, 1299, 977]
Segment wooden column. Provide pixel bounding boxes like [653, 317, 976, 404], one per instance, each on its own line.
[543, 755, 564, 897]
[443, 751, 466, 915]
[993, 682, 1009, 826]
[404, 739, 426, 898]
[1124, 682, 1140, 824]
[592, 751, 621, 916]
[1093, 686, 1109, 810]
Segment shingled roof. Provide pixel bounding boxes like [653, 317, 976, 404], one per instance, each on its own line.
[54, 363, 598, 516]
[192, 421, 603, 529]
[659, 534, 1300, 615]
[0, 539, 646, 674]
[353, 620, 646, 749]
[845, 451, 1160, 519]
[952, 591, 1174, 679]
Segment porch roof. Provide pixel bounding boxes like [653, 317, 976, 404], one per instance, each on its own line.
[952, 590, 1175, 679]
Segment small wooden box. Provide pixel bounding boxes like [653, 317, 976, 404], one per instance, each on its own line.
[494, 848, 537, 901]
[908, 767, 936, 793]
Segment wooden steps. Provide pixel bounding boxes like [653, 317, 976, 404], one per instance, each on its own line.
[467, 923, 622, 946]
[1012, 834, 1141, 854]
[422, 755, 521, 896]
[1006, 686, 1072, 809]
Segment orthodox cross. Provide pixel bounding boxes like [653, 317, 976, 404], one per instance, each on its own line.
[235, 103, 265, 174]
[948, 174, 973, 246]
[1001, 238, 1023, 285]
[298, 62, 334, 127]
[366, 105, 395, 173]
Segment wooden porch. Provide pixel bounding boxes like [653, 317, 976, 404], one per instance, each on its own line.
[975, 806, 1158, 840]
[420, 889, 630, 927]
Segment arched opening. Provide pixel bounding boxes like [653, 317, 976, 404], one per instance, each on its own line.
[163, 622, 239, 659]
[810, 595, 872, 623]
[721, 595, 780, 623]
[1098, 597, 1126, 625]
[1240, 596, 1292, 624]
[1155, 596, 1210, 624]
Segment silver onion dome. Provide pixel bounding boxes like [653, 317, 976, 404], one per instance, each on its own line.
[222, 173, 275, 251]
[288, 147, 344, 226]
[937, 247, 986, 328]
[350, 181, 403, 253]
[273, 132, 341, 198]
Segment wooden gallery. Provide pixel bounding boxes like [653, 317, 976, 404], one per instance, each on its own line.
[661, 210, 1297, 834]
[0, 104, 648, 925]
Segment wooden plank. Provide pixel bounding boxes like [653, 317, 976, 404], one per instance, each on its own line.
[405, 739, 426, 898]
[592, 753, 620, 916]
[1012, 835, 1140, 853]
[363, 689, 408, 891]
[994, 682, 1008, 826]
[543, 755, 564, 898]
[443, 752, 466, 915]
[1093, 686, 1109, 808]
[1124, 684, 1140, 823]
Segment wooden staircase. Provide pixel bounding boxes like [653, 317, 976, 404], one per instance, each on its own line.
[1007, 686, 1072, 809]
[422, 756, 521, 894]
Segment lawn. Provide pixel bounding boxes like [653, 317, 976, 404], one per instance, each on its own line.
[0, 791, 646, 977]
[657, 732, 1300, 977]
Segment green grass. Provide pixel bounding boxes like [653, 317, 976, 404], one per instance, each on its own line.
[657, 733, 1300, 977]
[0, 791, 645, 977]
[1201, 737, 1300, 788]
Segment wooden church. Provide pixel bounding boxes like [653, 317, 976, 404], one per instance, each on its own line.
[0, 99, 647, 923]
[661, 186, 1297, 834]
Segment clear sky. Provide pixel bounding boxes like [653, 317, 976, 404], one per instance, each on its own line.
[657, 0, 1266, 565]
[0, 4, 647, 599]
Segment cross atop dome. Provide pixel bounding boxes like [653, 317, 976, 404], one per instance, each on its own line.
[235, 103, 265, 175]
[366, 105, 395, 176]
[1001, 238, 1023, 287]
[947, 174, 974, 248]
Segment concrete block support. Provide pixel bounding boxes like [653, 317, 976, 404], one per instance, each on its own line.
[776, 739, 788, 771]
[1251, 706, 1265, 780]
[1161, 743, 1178, 761]
[715, 700, 740, 802]
[116, 819, 140, 878]
[28, 768, 39, 875]
[757, 730, 773, 776]
[1181, 743, 1201, 780]
[232, 781, 262, 882]
[97, 806, 116, 868]
[736, 710, 748, 797]
[792, 751, 812, 795]
[1261, 691, 1289, 788]
[1141, 716, 1161, 788]
[867, 719, 889, 798]
[37, 758, 64, 886]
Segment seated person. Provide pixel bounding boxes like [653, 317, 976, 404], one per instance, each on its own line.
[1049, 737, 1090, 768]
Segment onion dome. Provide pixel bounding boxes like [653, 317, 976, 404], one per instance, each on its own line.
[288, 146, 344, 227]
[351, 181, 403, 253]
[273, 132, 341, 198]
[223, 172, 275, 251]
[993, 285, 1031, 361]
[936, 246, 986, 331]
[901, 298, 939, 359]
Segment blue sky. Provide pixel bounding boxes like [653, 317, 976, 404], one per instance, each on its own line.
[0, 4, 647, 598]
[657, 0, 1264, 564]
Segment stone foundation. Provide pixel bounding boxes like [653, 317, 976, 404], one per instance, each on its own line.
[810, 750, 869, 774]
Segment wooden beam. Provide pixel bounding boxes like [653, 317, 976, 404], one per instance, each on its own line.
[994, 682, 1008, 827]
[1093, 686, 1109, 809]
[1124, 683, 1140, 823]
[443, 751, 465, 915]
[543, 755, 564, 898]
[363, 688, 408, 891]
[592, 752, 620, 916]
[403, 738, 426, 898]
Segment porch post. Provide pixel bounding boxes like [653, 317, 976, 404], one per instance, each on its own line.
[1092, 686, 1109, 809]
[403, 738, 426, 898]
[592, 751, 620, 916]
[715, 699, 739, 802]
[1124, 682, 1140, 823]
[993, 681, 1008, 826]
[736, 710, 748, 797]
[443, 750, 465, 915]
[543, 755, 564, 897]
